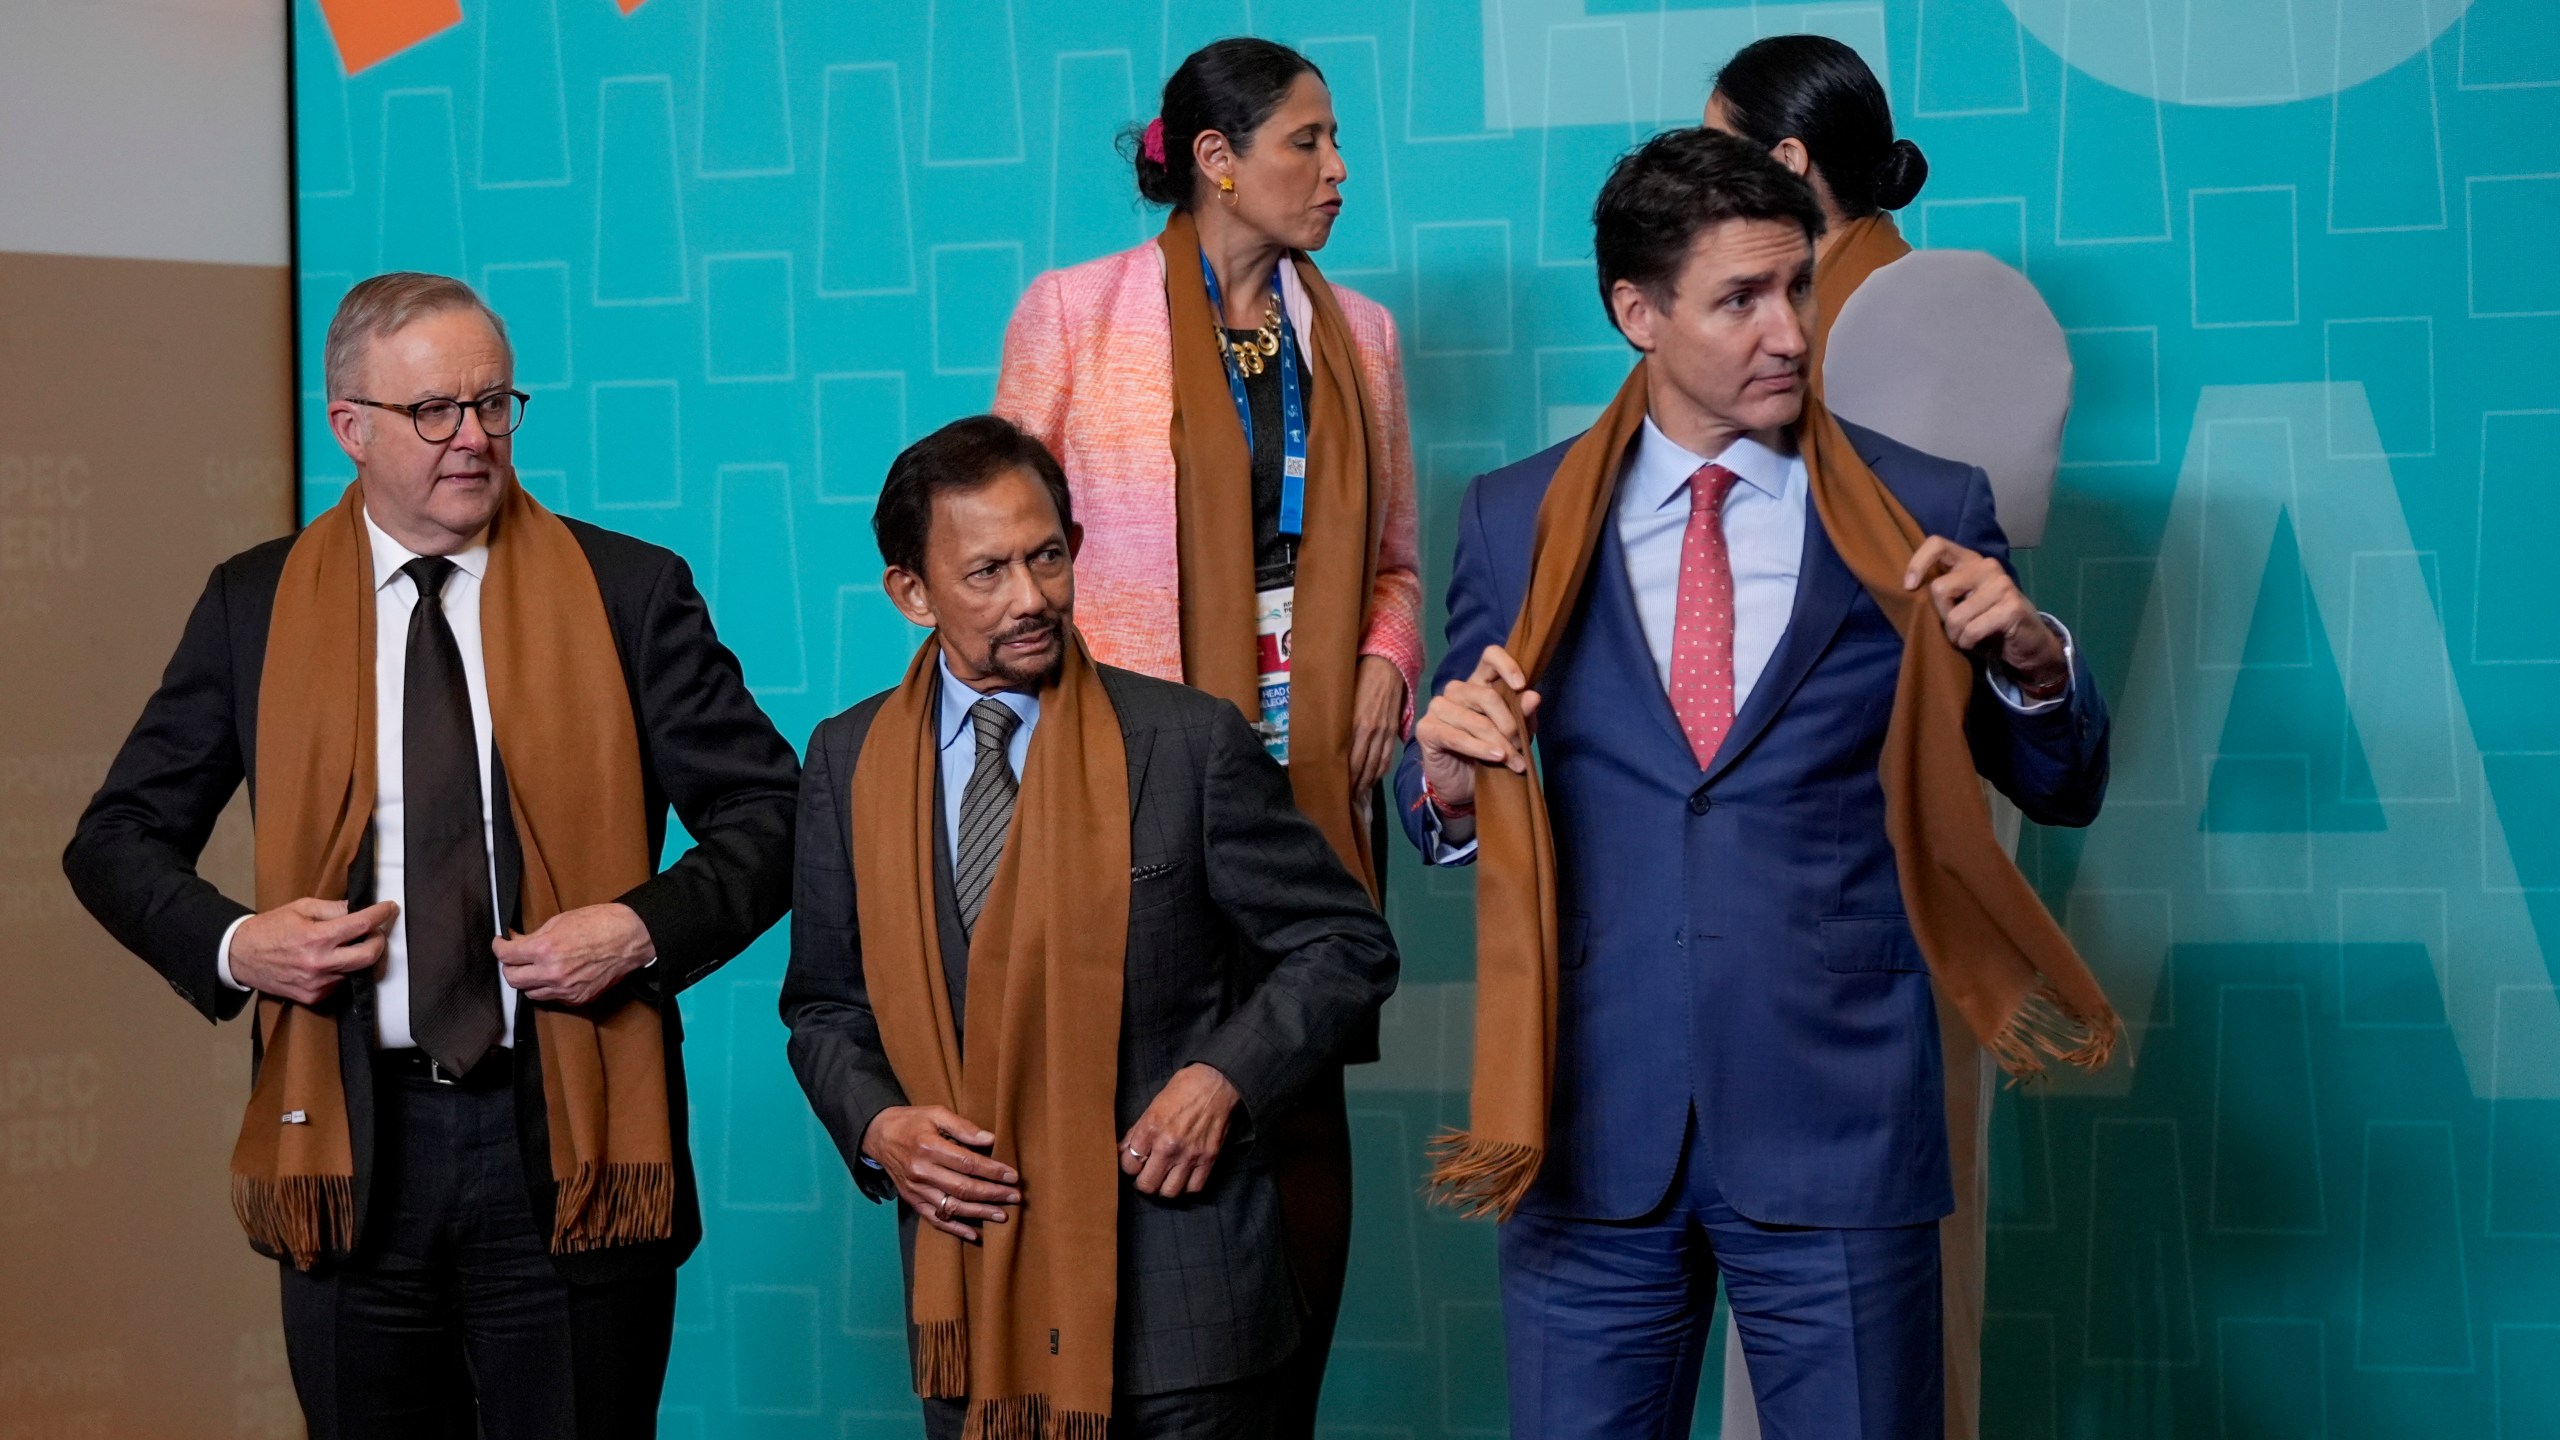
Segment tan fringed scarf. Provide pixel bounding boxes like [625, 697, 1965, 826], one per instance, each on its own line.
[1810, 211, 1912, 385]
[1426, 363, 2123, 1220]
[850, 632, 1132, 1440]
[1158, 211, 1387, 895]
[232, 480, 674, 1267]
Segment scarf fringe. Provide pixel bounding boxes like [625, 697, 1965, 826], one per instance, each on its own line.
[1988, 982, 2126, 1082]
[550, 1160, 675, 1253]
[912, 1318, 968, 1399]
[966, 1394, 1111, 1440]
[231, 1173, 354, 1271]
[1423, 1131, 1542, 1221]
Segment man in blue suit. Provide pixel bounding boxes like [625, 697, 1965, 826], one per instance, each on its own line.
[1397, 130, 2109, 1437]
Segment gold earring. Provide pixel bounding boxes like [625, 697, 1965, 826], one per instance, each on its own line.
[1219, 175, 1236, 205]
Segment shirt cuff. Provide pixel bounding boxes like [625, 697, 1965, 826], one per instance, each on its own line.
[1987, 614, 2076, 714]
[215, 914, 253, 992]
[1420, 800, 1480, 866]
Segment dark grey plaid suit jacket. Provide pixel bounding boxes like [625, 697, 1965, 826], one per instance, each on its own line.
[781, 661, 1399, 1396]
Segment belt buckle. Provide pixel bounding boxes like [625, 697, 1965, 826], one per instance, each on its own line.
[426, 1057, 460, 1086]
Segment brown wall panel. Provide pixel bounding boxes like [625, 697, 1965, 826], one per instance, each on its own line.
[0, 250, 298, 1439]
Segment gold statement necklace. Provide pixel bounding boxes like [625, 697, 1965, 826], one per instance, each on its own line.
[1218, 291, 1284, 378]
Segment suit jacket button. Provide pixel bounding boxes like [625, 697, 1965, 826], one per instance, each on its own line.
[1687, 789, 1711, 815]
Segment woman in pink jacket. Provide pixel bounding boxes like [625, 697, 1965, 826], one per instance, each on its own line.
[993, 36, 1423, 1434]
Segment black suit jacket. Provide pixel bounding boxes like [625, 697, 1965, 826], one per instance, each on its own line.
[782, 663, 1398, 1396]
[63, 517, 801, 1284]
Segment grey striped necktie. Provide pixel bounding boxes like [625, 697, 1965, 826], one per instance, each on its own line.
[953, 697, 1024, 932]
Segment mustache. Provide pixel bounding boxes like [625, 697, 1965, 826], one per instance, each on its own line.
[995, 616, 1060, 644]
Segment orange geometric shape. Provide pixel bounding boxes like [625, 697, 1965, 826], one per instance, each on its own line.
[616, 0, 653, 12]
[317, 0, 464, 74]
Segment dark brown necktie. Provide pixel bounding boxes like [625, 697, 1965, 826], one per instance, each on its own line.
[401, 556, 502, 1073]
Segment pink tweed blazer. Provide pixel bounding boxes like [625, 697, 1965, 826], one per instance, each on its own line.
[992, 241, 1425, 722]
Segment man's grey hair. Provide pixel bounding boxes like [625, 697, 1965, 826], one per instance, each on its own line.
[321, 272, 513, 399]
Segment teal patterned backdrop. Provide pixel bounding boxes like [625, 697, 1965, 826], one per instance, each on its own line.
[290, 1, 2560, 1434]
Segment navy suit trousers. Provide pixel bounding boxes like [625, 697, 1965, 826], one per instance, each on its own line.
[1497, 1118, 1941, 1440]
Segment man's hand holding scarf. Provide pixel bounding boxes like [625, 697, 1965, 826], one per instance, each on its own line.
[227, 898, 399, 1006]
[864, 1105, 1023, 1243]
[1413, 644, 1541, 850]
[494, 900, 655, 1006]
[1903, 536, 2067, 692]
[1419, 528, 2072, 852]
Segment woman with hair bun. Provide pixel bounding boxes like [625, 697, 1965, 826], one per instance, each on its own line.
[1706, 34, 1929, 376]
[993, 35, 1422, 1435]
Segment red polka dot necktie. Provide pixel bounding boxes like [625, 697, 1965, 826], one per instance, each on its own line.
[1668, 464, 1744, 770]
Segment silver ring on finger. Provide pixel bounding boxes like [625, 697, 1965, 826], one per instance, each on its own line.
[1128, 1146, 1147, 1160]
[936, 1193, 954, 1220]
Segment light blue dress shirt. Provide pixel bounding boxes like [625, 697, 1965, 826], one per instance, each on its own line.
[936, 654, 1040, 866]
[1620, 419, 1807, 708]
[1422, 421, 2071, 862]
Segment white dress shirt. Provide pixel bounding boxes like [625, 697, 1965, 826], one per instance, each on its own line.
[217, 513, 512, 1048]
[935, 654, 1040, 865]
[1422, 420, 2072, 863]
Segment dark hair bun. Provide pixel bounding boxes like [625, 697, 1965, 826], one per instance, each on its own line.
[1129, 127, 1184, 208]
[1874, 137, 1927, 210]
[1714, 35, 1912, 218]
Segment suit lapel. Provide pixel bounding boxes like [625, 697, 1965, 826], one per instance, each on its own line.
[1121, 711, 1158, 810]
[929, 747, 971, 1042]
[338, 823, 380, 1251]
[1577, 519, 1703, 788]
[1705, 478, 1864, 786]
[491, 747, 523, 932]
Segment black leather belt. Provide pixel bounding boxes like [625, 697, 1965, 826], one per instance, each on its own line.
[376, 1047, 515, 1091]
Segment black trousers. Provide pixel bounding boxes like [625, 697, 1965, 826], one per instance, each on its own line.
[1265, 1066, 1351, 1437]
[278, 1056, 676, 1439]
[922, 1368, 1278, 1440]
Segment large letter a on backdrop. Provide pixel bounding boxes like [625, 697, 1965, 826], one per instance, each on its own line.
[2061, 383, 2560, 1103]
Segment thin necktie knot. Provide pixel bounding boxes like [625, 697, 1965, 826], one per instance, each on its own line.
[1688, 463, 1741, 519]
[401, 555, 458, 601]
[968, 697, 1022, 759]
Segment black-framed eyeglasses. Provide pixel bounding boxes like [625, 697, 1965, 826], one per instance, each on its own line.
[346, 389, 530, 443]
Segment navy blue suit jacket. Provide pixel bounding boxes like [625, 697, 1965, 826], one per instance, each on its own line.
[1396, 420, 2109, 1228]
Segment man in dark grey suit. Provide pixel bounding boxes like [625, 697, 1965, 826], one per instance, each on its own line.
[782, 415, 1398, 1440]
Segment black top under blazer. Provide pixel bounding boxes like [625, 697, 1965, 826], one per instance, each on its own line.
[63, 517, 802, 1284]
[781, 662, 1399, 1396]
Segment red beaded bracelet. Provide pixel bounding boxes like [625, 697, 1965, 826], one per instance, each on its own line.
[1421, 776, 1475, 820]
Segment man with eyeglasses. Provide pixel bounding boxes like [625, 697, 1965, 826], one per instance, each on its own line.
[63, 271, 801, 1437]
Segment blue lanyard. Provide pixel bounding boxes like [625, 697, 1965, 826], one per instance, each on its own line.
[1199, 252, 1307, 538]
